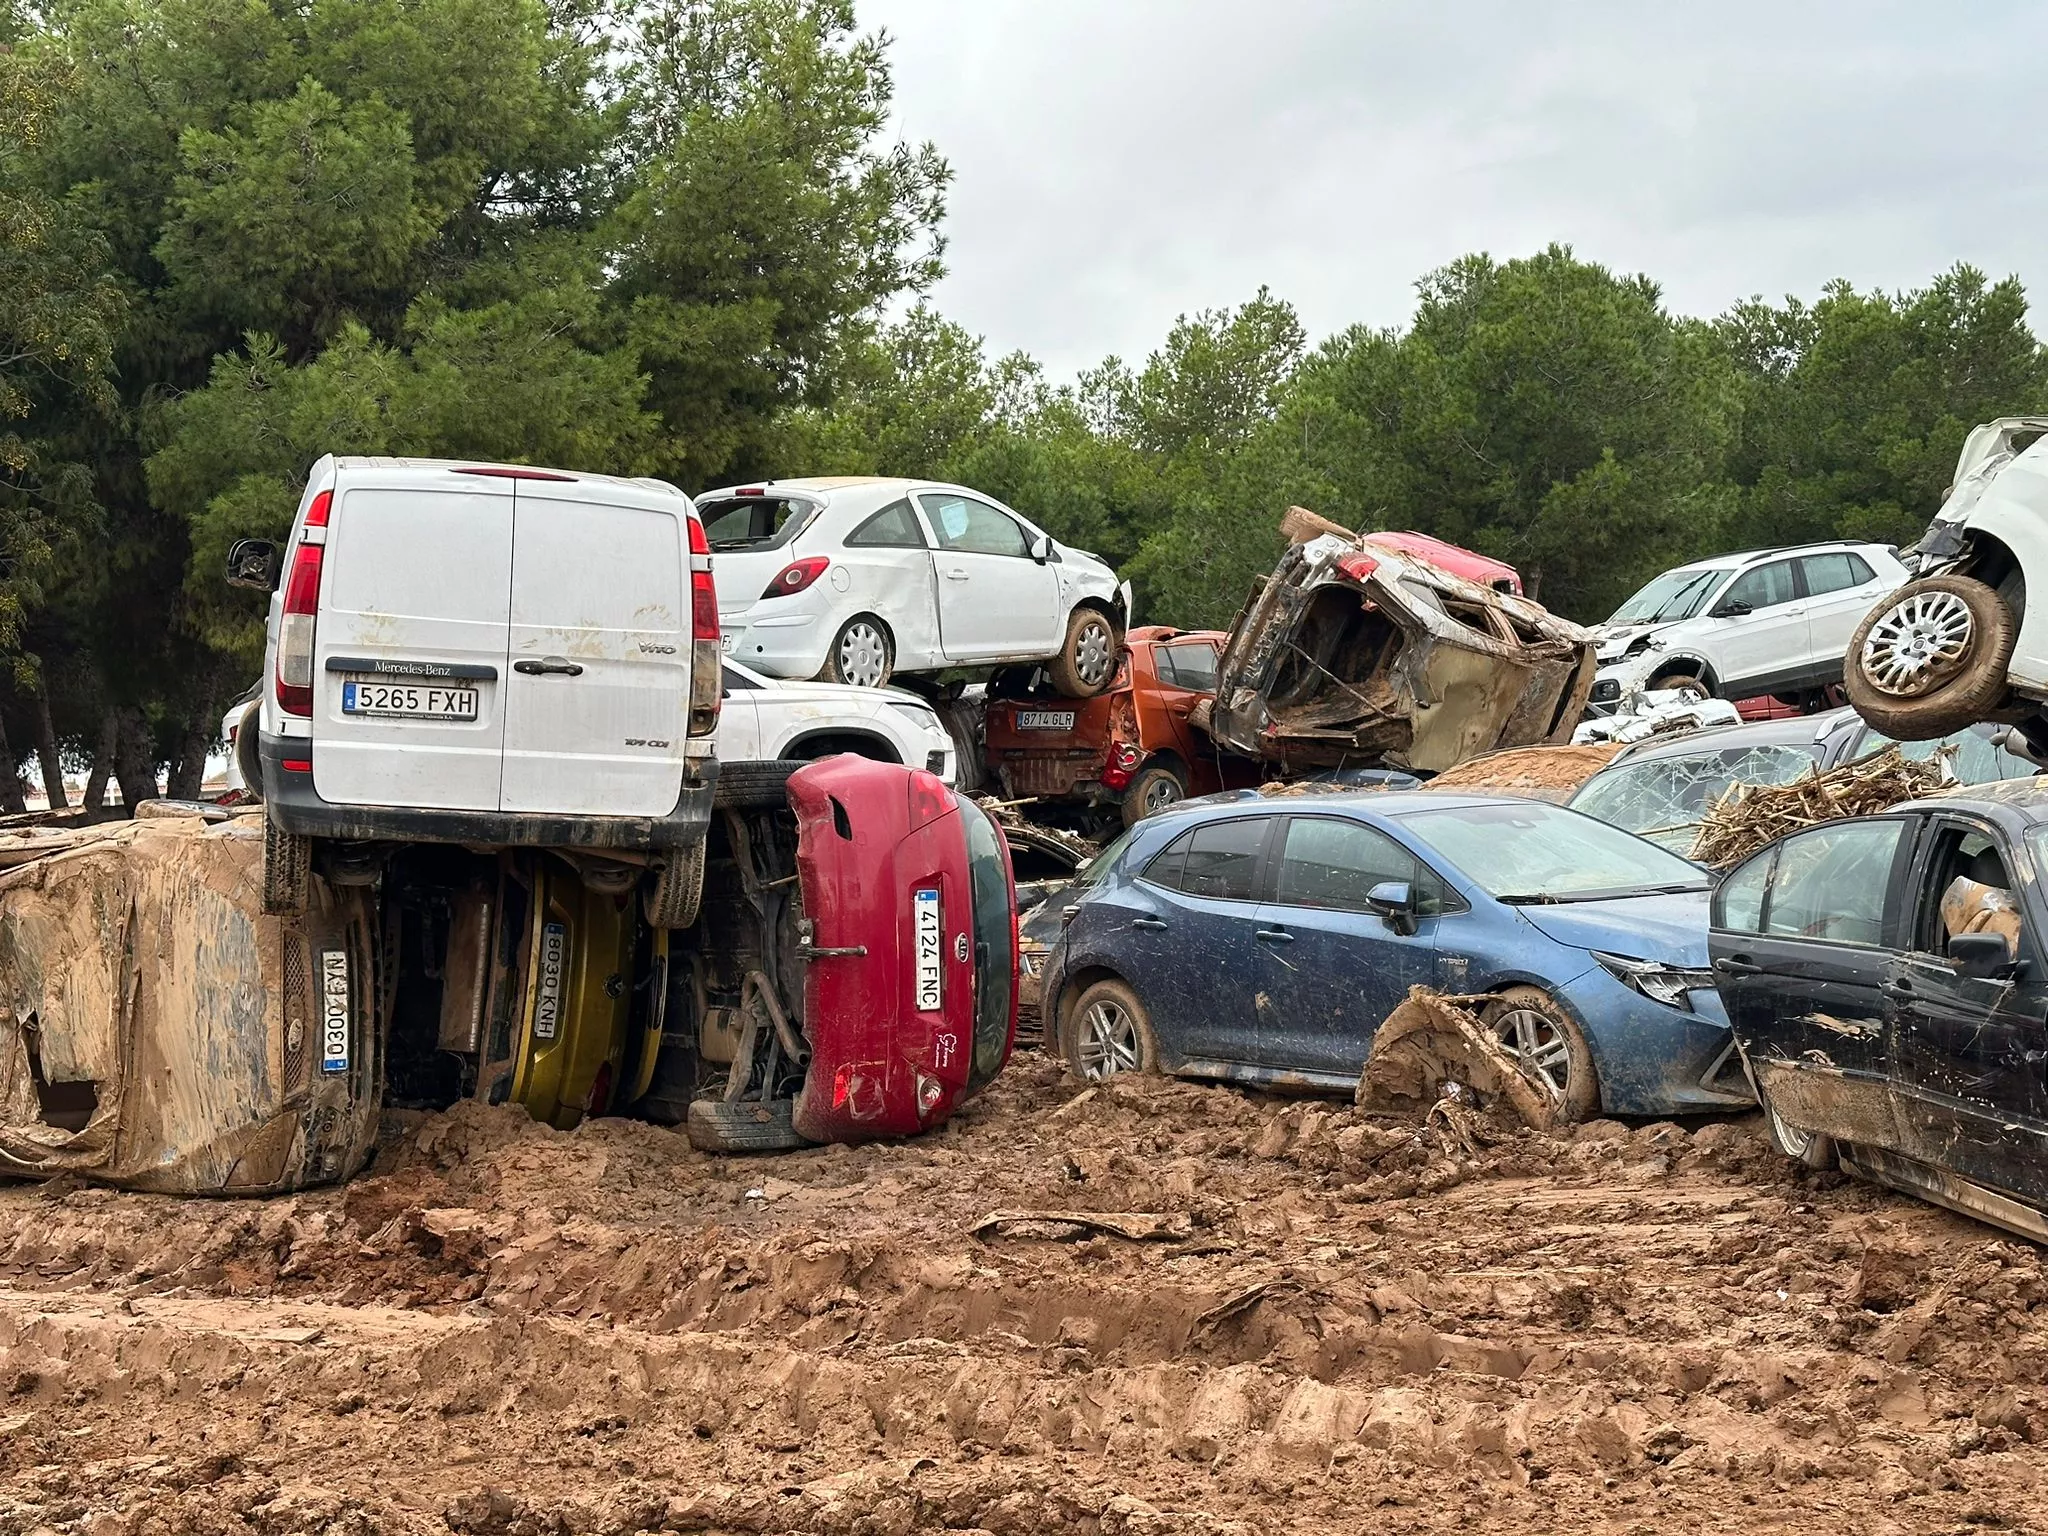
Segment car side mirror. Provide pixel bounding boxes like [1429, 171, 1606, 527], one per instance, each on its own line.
[1365, 880, 1418, 936]
[225, 538, 282, 592]
[1948, 931, 2016, 980]
[1711, 599, 1752, 618]
[1030, 534, 1052, 564]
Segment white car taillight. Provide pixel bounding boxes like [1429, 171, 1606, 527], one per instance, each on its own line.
[687, 513, 721, 738]
[275, 490, 331, 717]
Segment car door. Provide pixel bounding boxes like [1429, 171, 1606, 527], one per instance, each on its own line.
[715, 664, 765, 763]
[499, 481, 690, 817]
[1114, 814, 1277, 1067]
[1149, 638, 1221, 764]
[1885, 816, 2048, 1198]
[836, 496, 943, 670]
[312, 468, 514, 812]
[917, 491, 1061, 661]
[1709, 816, 1916, 1141]
[1798, 551, 1886, 661]
[1705, 557, 1809, 692]
[1250, 814, 1441, 1076]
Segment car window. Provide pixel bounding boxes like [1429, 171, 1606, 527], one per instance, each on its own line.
[720, 665, 760, 692]
[845, 498, 926, 549]
[1714, 849, 1772, 933]
[1799, 552, 1874, 596]
[1148, 817, 1269, 902]
[1608, 567, 1727, 625]
[1274, 816, 1439, 915]
[921, 493, 1031, 557]
[699, 496, 814, 552]
[1403, 801, 1709, 900]
[1855, 725, 2030, 785]
[1759, 820, 1905, 945]
[1570, 744, 1824, 854]
[1725, 559, 1798, 611]
[1155, 641, 1220, 691]
[1916, 823, 2021, 959]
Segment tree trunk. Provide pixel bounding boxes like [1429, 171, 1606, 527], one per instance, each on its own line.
[31, 679, 65, 810]
[164, 707, 212, 801]
[111, 706, 159, 808]
[0, 713, 26, 815]
[82, 712, 115, 812]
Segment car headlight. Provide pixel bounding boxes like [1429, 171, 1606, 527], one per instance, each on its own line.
[1623, 634, 1664, 658]
[1593, 951, 1717, 1012]
[886, 700, 943, 730]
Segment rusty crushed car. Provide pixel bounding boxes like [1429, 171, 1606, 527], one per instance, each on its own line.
[0, 757, 1016, 1192]
[982, 625, 1261, 831]
[1202, 523, 1598, 775]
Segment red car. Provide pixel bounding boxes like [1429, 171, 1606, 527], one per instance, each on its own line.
[1360, 530, 1523, 594]
[982, 626, 1260, 831]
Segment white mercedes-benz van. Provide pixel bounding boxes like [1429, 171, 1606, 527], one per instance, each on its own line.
[226, 457, 721, 925]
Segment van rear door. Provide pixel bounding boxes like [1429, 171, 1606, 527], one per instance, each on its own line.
[499, 480, 689, 817]
[312, 468, 513, 811]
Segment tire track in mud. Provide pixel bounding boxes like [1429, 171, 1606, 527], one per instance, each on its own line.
[0, 1062, 2039, 1533]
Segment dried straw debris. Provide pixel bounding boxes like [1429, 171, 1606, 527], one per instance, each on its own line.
[1690, 743, 1952, 869]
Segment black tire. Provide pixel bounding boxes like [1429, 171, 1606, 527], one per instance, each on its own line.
[686, 1096, 806, 1153]
[1047, 607, 1119, 698]
[262, 810, 310, 917]
[820, 615, 894, 689]
[1648, 666, 1710, 699]
[1845, 574, 2018, 741]
[233, 701, 262, 799]
[1060, 978, 1159, 1082]
[1482, 985, 1599, 1123]
[1765, 1100, 1838, 1171]
[643, 838, 706, 929]
[1119, 763, 1186, 828]
[713, 759, 803, 809]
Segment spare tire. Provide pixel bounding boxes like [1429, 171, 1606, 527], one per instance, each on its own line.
[1845, 574, 2017, 740]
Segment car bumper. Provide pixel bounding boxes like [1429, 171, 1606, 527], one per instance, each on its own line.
[1553, 965, 1754, 1115]
[260, 732, 717, 851]
[720, 599, 834, 680]
[1585, 654, 1662, 715]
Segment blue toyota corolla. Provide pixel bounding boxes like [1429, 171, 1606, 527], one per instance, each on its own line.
[1040, 790, 1753, 1118]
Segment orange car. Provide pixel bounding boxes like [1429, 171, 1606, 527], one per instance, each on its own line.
[983, 626, 1258, 829]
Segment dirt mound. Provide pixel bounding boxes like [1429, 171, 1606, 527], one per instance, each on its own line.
[1425, 742, 1623, 801]
[0, 1057, 2041, 1532]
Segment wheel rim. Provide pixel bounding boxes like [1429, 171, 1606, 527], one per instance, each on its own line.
[837, 622, 888, 688]
[1859, 590, 1975, 698]
[1073, 618, 1114, 688]
[1769, 1104, 1815, 1158]
[1141, 776, 1182, 814]
[1492, 1003, 1574, 1102]
[1077, 999, 1141, 1079]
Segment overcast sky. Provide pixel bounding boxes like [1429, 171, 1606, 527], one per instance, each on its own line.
[857, 1, 2048, 380]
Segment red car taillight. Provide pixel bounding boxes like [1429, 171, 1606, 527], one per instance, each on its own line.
[761, 556, 830, 599]
[1101, 740, 1142, 792]
[275, 491, 331, 717]
[687, 514, 721, 738]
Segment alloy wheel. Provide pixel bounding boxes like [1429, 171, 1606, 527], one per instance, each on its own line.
[836, 622, 889, 688]
[1077, 998, 1141, 1079]
[1859, 589, 1975, 697]
[1141, 776, 1182, 814]
[1769, 1103, 1817, 1159]
[1073, 618, 1114, 689]
[1492, 1003, 1574, 1102]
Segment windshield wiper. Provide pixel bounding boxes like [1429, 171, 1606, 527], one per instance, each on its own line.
[1499, 882, 1708, 905]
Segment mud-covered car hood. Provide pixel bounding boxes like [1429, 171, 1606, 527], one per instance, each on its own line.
[1515, 888, 1714, 969]
[1204, 529, 1598, 774]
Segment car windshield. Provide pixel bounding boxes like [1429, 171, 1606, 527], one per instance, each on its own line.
[1406, 800, 1711, 902]
[697, 495, 816, 552]
[1077, 829, 1135, 886]
[955, 795, 1016, 1092]
[1568, 744, 1824, 854]
[1607, 568, 1726, 625]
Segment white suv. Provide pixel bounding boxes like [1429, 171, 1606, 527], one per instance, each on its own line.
[1589, 542, 1907, 712]
[698, 477, 1128, 696]
[225, 456, 721, 923]
[714, 659, 956, 783]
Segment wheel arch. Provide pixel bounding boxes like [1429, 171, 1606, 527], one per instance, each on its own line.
[1051, 962, 1129, 1039]
[1645, 652, 1721, 694]
[779, 728, 902, 765]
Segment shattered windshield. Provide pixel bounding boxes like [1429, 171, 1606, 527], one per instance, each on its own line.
[1607, 568, 1727, 625]
[1568, 744, 1824, 853]
[1406, 801, 1710, 902]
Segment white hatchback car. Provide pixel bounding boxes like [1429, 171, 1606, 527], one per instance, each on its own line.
[698, 477, 1128, 696]
[1590, 541, 1907, 711]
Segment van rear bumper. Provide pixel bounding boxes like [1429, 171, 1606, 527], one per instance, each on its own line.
[259, 733, 717, 852]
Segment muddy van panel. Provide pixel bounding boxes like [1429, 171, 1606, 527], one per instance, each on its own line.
[0, 815, 379, 1193]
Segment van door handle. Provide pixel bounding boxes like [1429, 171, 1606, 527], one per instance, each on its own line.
[945, 568, 971, 581]
[1714, 955, 1761, 976]
[1256, 929, 1295, 944]
[1130, 917, 1168, 932]
[514, 656, 584, 677]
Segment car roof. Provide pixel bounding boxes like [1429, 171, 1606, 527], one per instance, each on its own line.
[1908, 779, 2048, 820]
[329, 455, 684, 500]
[1662, 540, 1888, 576]
[1140, 788, 1534, 831]
[1603, 707, 1858, 766]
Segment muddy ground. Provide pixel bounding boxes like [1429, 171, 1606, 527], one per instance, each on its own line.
[0, 1058, 2041, 1536]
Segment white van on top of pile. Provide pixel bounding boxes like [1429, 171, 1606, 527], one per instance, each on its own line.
[225, 456, 721, 925]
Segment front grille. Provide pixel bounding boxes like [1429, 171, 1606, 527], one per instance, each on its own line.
[926, 749, 947, 774]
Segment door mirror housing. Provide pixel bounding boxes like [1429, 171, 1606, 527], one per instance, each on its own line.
[1948, 931, 2017, 980]
[225, 538, 282, 592]
[1711, 598, 1752, 619]
[1029, 534, 1053, 564]
[1365, 879, 1418, 936]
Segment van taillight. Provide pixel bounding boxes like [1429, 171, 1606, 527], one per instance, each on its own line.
[275, 541, 324, 716]
[761, 557, 829, 599]
[687, 565, 721, 737]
